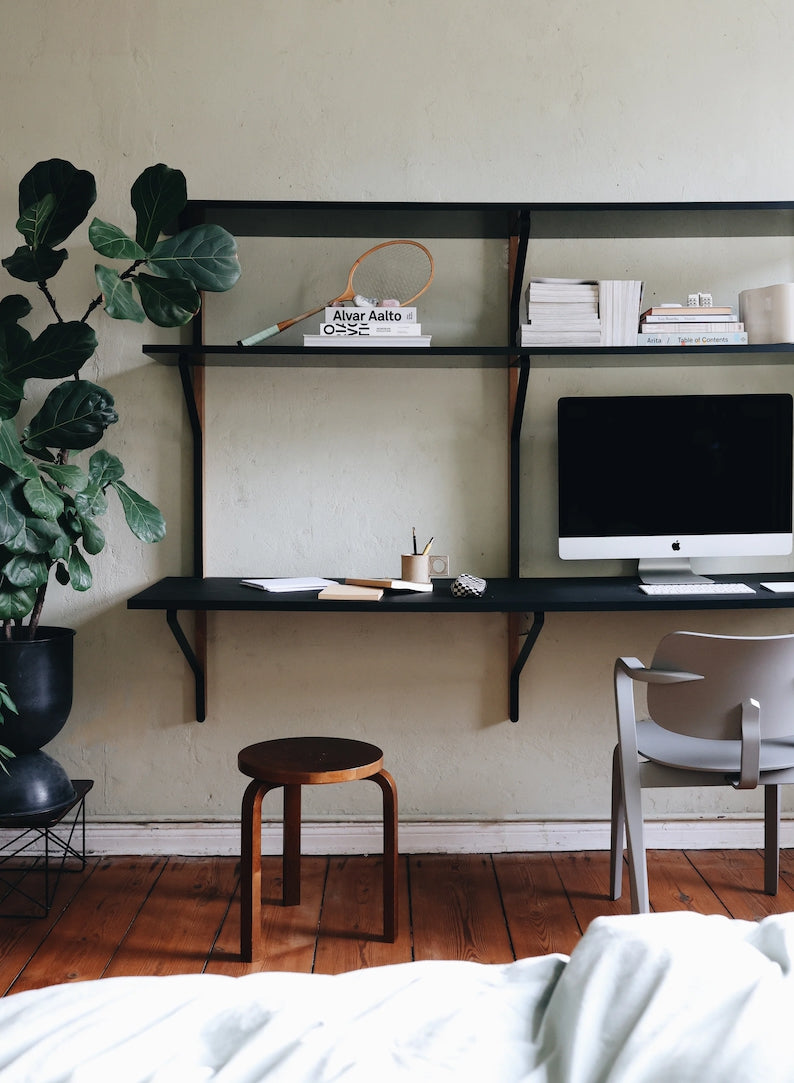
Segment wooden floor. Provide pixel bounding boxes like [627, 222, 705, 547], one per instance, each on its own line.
[3, 848, 794, 995]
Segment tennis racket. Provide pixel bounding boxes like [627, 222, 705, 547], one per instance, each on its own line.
[238, 239, 434, 346]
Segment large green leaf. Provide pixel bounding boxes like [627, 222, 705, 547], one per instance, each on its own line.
[67, 545, 92, 591]
[95, 265, 145, 322]
[16, 194, 57, 248]
[18, 159, 96, 248]
[2, 244, 68, 283]
[112, 479, 166, 542]
[0, 581, 37, 621]
[147, 225, 240, 291]
[0, 322, 32, 418]
[0, 295, 32, 325]
[21, 321, 97, 380]
[77, 513, 105, 555]
[88, 449, 125, 487]
[134, 272, 200, 327]
[3, 552, 49, 589]
[0, 475, 26, 545]
[131, 165, 187, 251]
[23, 474, 64, 520]
[89, 219, 147, 261]
[0, 418, 36, 480]
[74, 485, 107, 519]
[23, 380, 118, 453]
[40, 462, 88, 492]
[18, 516, 64, 555]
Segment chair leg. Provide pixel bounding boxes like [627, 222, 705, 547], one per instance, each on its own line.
[241, 779, 277, 963]
[282, 784, 302, 906]
[619, 755, 649, 914]
[609, 744, 625, 900]
[764, 784, 781, 895]
[371, 768, 398, 941]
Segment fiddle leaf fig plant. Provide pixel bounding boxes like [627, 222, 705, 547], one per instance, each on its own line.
[0, 159, 240, 638]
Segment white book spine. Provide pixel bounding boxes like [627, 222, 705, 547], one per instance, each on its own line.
[642, 312, 736, 323]
[303, 334, 431, 347]
[317, 322, 422, 336]
[324, 306, 417, 323]
[637, 331, 748, 346]
[639, 322, 744, 334]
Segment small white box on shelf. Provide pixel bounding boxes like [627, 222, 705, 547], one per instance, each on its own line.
[739, 283, 794, 344]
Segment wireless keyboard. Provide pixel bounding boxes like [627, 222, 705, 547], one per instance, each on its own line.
[639, 582, 755, 595]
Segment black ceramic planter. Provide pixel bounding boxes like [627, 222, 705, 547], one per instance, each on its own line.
[0, 627, 76, 817]
[0, 750, 76, 820]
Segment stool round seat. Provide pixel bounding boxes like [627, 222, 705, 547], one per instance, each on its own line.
[239, 736, 384, 786]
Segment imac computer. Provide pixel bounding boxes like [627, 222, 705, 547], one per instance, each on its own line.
[557, 393, 794, 584]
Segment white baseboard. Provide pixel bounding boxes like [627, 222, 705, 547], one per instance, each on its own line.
[20, 817, 793, 857]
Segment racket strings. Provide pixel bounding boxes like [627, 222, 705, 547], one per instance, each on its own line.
[349, 242, 433, 305]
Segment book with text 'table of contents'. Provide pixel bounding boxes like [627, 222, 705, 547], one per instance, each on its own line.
[636, 331, 748, 346]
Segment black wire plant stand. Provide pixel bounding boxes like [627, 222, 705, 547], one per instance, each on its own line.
[0, 780, 93, 917]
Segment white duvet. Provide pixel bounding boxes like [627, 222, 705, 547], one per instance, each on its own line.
[1, 911, 794, 1082]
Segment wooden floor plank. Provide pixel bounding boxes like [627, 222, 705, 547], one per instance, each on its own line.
[206, 856, 326, 975]
[646, 850, 732, 916]
[553, 851, 633, 932]
[103, 857, 237, 977]
[686, 849, 794, 920]
[7, 857, 166, 994]
[493, 852, 582, 959]
[0, 857, 101, 996]
[313, 855, 412, 974]
[409, 854, 513, 964]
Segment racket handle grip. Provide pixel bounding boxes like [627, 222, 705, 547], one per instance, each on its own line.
[237, 323, 281, 346]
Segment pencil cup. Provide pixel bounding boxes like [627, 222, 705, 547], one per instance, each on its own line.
[401, 554, 431, 584]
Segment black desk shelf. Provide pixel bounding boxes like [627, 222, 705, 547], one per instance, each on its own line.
[128, 575, 794, 726]
[133, 198, 794, 726]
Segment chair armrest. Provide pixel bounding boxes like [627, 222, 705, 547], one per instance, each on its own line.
[615, 657, 704, 684]
[735, 697, 761, 790]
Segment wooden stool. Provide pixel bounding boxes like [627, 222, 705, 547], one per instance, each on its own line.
[238, 736, 398, 961]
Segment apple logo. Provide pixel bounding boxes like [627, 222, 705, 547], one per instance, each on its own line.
[672, 540, 681, 551]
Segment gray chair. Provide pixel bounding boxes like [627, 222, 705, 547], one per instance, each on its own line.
[610, 631, 794, 913]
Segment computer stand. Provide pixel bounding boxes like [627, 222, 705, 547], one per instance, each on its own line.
[637, 558, 714, 585]
[0, 779, 93, 918]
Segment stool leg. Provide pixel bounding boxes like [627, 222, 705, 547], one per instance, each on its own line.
[241, 779, 277, 963]
[371, 769, 398, 942]
[283, 784, 302, 906]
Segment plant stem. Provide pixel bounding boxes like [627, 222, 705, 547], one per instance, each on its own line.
[37, 280, 64, 322]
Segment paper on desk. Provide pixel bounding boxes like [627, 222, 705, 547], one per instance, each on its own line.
[241, 577, 337, 592]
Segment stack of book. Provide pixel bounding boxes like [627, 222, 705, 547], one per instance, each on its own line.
[637, 305, 747, 346]
[519, 278, 601, 346]
[303, 305, 431, 347]
[598, 279, 645, 347]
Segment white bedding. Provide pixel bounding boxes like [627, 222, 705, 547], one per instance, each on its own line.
[1, 911, 794, 1082]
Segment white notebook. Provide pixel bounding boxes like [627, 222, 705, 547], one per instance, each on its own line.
[241, 577, 336, 592]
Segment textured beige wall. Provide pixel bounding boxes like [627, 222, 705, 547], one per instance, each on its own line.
[2, 0, 794, 826]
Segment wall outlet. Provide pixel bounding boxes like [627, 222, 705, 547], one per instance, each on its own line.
[429, 554, 449, 577]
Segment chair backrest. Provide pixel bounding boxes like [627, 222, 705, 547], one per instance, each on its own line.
[647, 631, 794, 741]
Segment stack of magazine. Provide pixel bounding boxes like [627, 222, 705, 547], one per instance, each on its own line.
[519, 278, 601, 346]
[304, 304, 431, 347]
